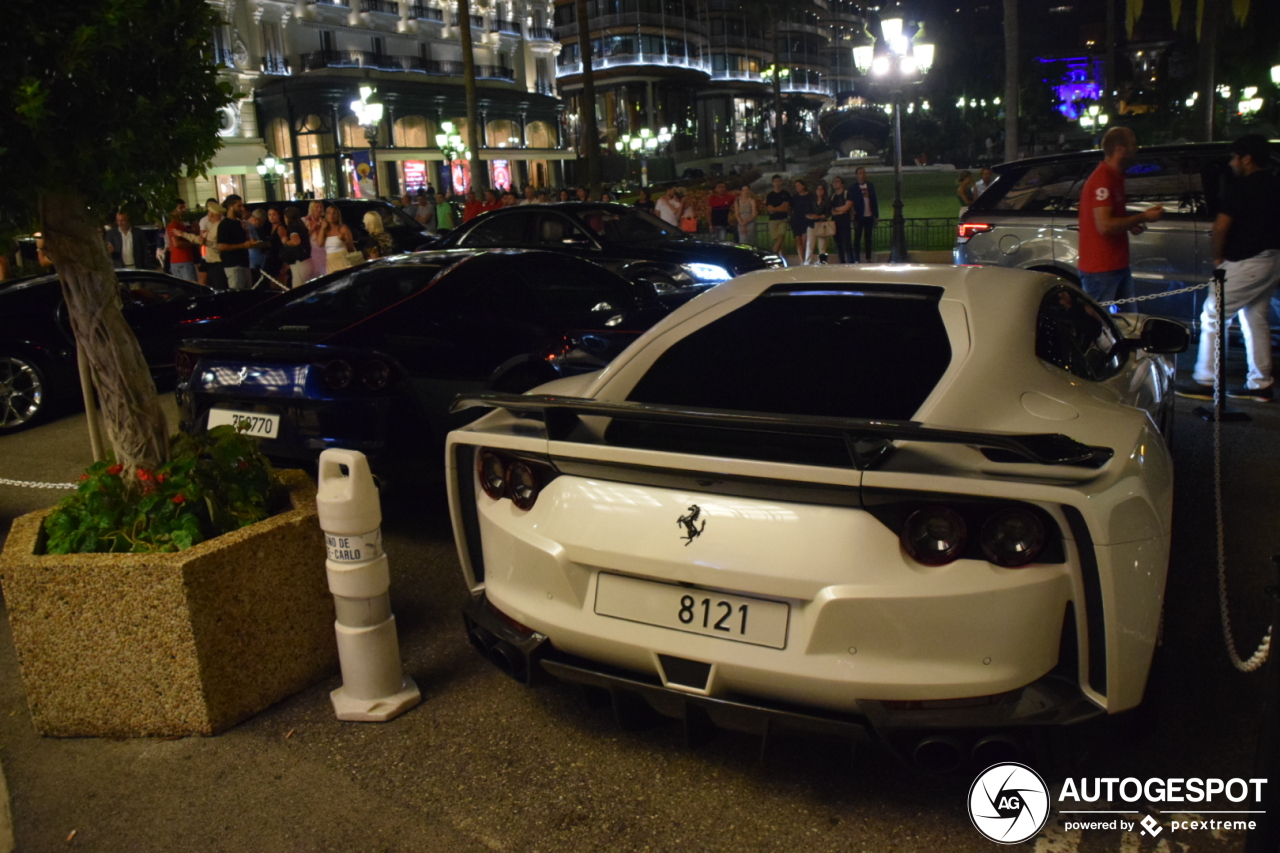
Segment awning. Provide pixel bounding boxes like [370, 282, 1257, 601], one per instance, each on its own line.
[206, 139, 270, 174]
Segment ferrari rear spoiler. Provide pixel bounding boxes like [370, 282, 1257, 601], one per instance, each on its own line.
[450, 393, 1114, 470]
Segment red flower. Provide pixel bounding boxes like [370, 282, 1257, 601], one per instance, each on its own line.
[79, 474, 89, 481]
[137, 468, 153, 481]
[237, 459, 249, 470]
[156, 473, 167, 483]
[172, 494, 186, 505]
[107, 463, 123, 476]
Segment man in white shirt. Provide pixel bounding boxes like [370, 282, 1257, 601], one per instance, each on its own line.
[974, 168, 997, 197]
[105, 212, 151, 269]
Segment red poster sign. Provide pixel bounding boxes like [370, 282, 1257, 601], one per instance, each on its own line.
[491, 160, 511, 192]
[403, 160, 428, 193]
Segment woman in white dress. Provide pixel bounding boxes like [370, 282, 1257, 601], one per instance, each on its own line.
[303, 200, 327, 280]
[312, 205, 355, 274]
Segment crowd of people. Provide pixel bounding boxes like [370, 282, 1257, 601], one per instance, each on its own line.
[85, 171, 905, 290]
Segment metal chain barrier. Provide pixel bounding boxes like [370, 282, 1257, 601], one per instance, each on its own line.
[1099, 281, 1211, 307]
[0, 477, 78, 490]
[1101, 276, 1270, 670]
[1208, 278, 1272, 671]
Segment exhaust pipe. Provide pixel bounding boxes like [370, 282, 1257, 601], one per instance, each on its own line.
[468, 624, 497, 656]
[972, 734, 1023, 769]
[489, 640, 529, 683]
[913, 736, 964, 774]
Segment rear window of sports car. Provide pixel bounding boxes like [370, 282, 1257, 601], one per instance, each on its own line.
[625, 284, 951, 419]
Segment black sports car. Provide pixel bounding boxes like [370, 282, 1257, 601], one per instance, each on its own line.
[0, 270, 275, 431]
[428, 203, 786, 292]
[175, 250, 692, 478]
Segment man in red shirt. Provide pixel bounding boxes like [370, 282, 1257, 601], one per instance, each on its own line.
[1077, 127, 1164, 304]
[707, 182, 735, 242]
[165, 199, 200, 282]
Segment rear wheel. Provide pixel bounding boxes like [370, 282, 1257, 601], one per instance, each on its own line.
[0, 355, 49, 431]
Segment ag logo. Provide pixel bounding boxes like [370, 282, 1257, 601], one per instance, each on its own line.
[968, 762, 1051, 844]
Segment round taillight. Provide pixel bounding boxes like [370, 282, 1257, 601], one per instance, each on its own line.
[361, 360, 391, 390]
[477, 450, 507, 500]
[901, 506, 968, 566]
[507, 460, 539, 510]
[980, 508, 1046, 567]
[325, 359, 353, 391]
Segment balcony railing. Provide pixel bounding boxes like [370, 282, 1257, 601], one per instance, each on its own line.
[557, 53, 711, 77]
[300, 50, 516, 80]
[360, 0, 397, 13]
[310, 0, 349, 6]
[212, 47, 236, 67]
[412, 3, 444, 20]
[262, 56, 292, 75]
[529, 26, 554, 40]
[490, 17, 522, 34]
[534, 80, 557, 95]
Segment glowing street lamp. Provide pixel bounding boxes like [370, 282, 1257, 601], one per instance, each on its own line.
[860, 3, 934, 262]
[349, 85, 384, 198]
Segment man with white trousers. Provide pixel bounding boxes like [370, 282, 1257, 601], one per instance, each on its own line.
[1177, 134, 1280, 402]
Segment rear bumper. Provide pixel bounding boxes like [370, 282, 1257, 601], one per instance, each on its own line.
[462, 591, 1103, 745]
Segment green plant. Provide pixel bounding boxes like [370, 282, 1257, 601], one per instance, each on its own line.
[43, 427, 284, 554]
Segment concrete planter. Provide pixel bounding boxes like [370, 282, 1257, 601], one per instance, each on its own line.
[0, 469, 337, 737]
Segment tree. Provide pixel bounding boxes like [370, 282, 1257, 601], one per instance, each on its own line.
[1, 0, 233, 483]
[742, 0, 791, 170]
[458, 0, 487, 192]
[573, 0, 601, 195]
[1003, 0, 1019, 162]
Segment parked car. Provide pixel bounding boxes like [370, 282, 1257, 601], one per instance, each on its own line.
[954, 141, 1280, 325]
[426, 202, 787, 292]
[446, 264, 1188, 769]
[0, 270, 276, 431]
[175, 250, 696, 478]
[245, 199, 432, 255]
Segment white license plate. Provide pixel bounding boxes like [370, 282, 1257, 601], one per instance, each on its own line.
[207, 408, 281, 438]
[594, 572, 789, 649]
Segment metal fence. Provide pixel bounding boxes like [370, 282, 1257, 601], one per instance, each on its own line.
[722, 217, 958, 257]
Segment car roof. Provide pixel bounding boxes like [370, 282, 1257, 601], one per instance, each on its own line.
[667, 263, 1062, 321]
[992, 140, 1261, 173]
[482, 202, 639, 215]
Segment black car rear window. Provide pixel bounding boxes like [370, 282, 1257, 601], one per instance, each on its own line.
[245, 265, 443, 339]
[611, 285, 951, 465]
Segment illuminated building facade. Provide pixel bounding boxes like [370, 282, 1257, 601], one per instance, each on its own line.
[553, 0, 863, 164]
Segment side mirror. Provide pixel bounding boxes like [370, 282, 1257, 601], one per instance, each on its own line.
[1139, 316, 1190, 354]
[561, 236, 593, 247]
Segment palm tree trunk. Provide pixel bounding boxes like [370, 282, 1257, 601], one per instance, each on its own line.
[772, 22, 785, 171]
[39, 189, 168, 482]
[574, 0, 601, 195]
[1003, 0, 1019, 162]
[1198, 0, 1218, 141]
[459, 0, 486, 192]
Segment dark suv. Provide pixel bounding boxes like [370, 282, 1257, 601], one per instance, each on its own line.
[429, 202, 787, 292]
[954, 142, 1280, 322]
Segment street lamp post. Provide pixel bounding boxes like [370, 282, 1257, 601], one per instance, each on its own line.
[255, 154, 289, 201]
[854, 6, 934, 263]
[350, 85, 385, 199]
[434, 121, 473, 194]
[614, 127, 671, 187]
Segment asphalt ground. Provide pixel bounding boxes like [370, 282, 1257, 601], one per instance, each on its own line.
[0, 350, 1278, 852]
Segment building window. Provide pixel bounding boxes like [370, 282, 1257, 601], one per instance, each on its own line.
[262, 22, 287, 74]
[371, 36, 385, 55]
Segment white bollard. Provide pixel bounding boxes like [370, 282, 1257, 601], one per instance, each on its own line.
[316, 448, 421, 722]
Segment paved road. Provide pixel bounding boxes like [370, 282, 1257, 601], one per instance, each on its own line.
[0, 379, 1276, 852]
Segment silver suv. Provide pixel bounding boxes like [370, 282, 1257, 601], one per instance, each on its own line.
[954, 142, 1280, 322]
